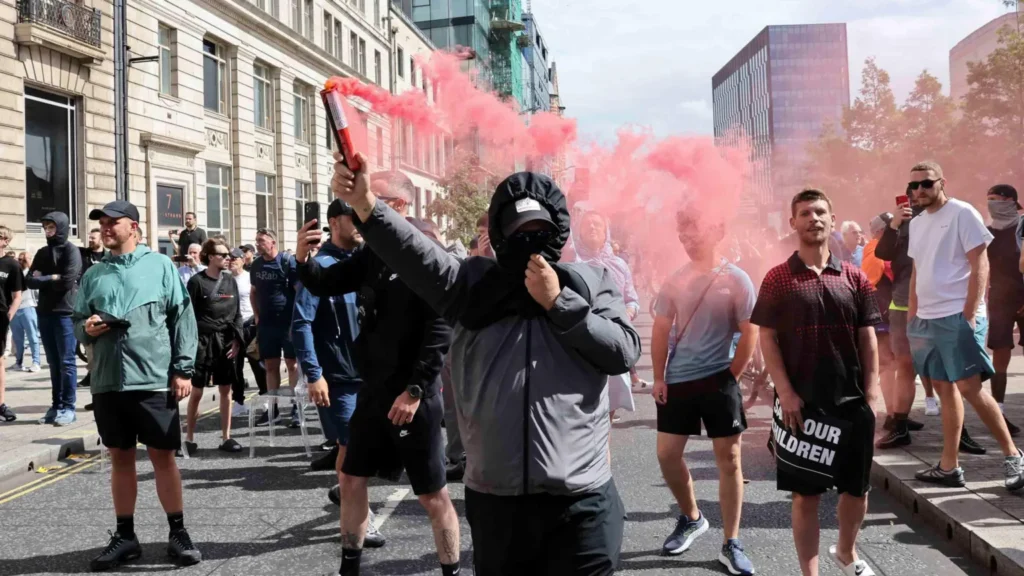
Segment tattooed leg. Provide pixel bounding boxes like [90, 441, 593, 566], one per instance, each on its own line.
[340, 474, 369, 549]
[418, 487, 461, 564]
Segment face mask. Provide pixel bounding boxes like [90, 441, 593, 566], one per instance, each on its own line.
[988, 200, 1019, 229]
[497, 230, 554, 274]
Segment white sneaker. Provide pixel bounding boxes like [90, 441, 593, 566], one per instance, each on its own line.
[925, 397, 940, 416]
[829, 545, 875, 576]
[232, 402, 250, 417]
[27, 364, 40, 372]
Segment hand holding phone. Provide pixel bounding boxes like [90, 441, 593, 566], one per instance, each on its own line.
[896, 195, 909, 207]
[99, 318, 132, 330]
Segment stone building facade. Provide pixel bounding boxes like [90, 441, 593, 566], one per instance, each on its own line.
[1, 0, 412, 255]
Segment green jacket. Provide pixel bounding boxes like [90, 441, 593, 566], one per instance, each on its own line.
[73, 245, 197, 394]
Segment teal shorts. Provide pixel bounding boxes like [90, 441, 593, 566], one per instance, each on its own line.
[907, 313, 993, 383]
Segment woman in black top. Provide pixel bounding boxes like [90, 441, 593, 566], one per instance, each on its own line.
[184, 238, 244, 454]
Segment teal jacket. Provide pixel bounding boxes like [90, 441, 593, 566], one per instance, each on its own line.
[73, 245, 197, 394]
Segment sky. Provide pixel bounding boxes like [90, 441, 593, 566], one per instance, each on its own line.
[528, 0, 1016, 143]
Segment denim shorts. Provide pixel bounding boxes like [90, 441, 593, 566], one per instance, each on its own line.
[317, 382, 359, 445]
[907, 312, 994, 383]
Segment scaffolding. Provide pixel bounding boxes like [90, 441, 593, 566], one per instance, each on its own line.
[488, 0, 525, 107]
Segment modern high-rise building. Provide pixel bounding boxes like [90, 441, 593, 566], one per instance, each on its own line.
[521, 11, 551, 114]
[712, 23, 850, 224]
[950, 10, 1022, 105]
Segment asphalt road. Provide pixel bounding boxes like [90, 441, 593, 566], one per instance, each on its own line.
[0, 315, 988, 576]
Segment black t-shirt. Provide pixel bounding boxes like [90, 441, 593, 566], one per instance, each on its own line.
[176, 227, 208, 256]
[0, 256, 25, 314]
[987, 222, 1024, 306]
[750, 252, 881, 408]
[186, 270, 241, 334]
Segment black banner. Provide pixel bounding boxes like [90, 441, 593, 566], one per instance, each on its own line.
[771, 395, 851, 489]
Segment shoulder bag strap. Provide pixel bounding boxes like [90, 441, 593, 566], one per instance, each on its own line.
[675, 265, 727, 339]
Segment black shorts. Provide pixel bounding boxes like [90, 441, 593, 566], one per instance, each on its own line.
[656, 370, 747, 438]
[93, 391, 182, 451]
[465, 480, 625, 576]
[987, 299, 1024, 350]
[194, 362, 237, 388]
[342, 390, 446, 496]
[776, 400, 875, 498]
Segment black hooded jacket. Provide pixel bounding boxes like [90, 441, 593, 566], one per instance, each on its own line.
[27, 211, 82, 315]
[296, 216, 452, 400]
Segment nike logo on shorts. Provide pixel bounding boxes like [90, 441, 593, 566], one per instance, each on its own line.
[399, 429, 410, 438]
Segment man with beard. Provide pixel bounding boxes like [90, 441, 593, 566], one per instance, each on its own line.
[903, 162, 1023, 491]
[27, 211, 82, 425]
[183, 238, 244, 455]
[753, 189, 881, 576]
[240, 245, 256, 271]
[80, 228, 109, 279]
[651, 211, 757, 575]
[292, 199, 386, 548]
[170, 212, 207, 257]
[295, 170, 458, 576]
[74, 200, 201, 570]
[318, 152, 640, 574]
[986, 184, 1022, 436]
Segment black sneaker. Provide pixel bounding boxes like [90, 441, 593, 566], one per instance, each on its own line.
[319, 439, 335, 451]
[176, 441, 198, 458]
[255, 406, 280, 427]
[914, 464, 966, 487]
[445, 461, 465, 482]
[876, 427, 911, 449]
[959, 428, 986, 455]
[167, 528, 202, 566]
[0, 403, 16, 422]
[1005, 416, 1021, 437]
[218, 438, 243, 453]
[906, 418, 925, 431]
[90, 530, 141, 572]
[311, 445, 339, 471]
[328, 485, 340, 506]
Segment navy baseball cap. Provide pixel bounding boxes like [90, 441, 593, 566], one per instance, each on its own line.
[89, 200, 140, 222]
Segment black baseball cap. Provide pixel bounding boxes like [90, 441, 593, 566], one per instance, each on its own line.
[89, 200, 140, 222]
[241, 244, 255, 253]
[324, 200, 355, 232]
[499, 197, 555, 236]
[989, 184, 1022, 209]
[229, 248, 244, 259]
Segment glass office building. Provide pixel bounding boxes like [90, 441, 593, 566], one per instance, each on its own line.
[521, 12, 551, 113]
[712, 23, 849, 222]
[394, 0, 492, 77]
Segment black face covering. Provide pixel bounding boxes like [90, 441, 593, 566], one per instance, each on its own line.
[497, 229, 554, 275]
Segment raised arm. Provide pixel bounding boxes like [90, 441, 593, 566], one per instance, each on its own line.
[545, 266, 642, 375]
[295, 247, 369, 298]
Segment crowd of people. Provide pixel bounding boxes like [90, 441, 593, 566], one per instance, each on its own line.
[0, 154, 1022, 576]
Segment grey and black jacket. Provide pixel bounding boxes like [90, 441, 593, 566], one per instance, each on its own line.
[354, 173, 642, 497]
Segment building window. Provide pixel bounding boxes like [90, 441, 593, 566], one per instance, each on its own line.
[376, 125, 384, 167]
[334, 20, 343, 59]
[410, 59, 416, 87]
[292, 0, 312, 39]
[257, 0, 277, 16]
[203, 39, 229, 115]
[374, 50, 382, 85]
[158, 24, 176, 97]
[358, 0, 365, 14]
[25, 88, 78, 232]
[397, 47, 404, 77]
[255, 173, 276, 230]
[293, 82, 310, 143]
[295, 180, 311, 230]
[358, 38, 366, 75]
[306, 0, 314, 40]
[323, 12, 332, 54]
[374, 0, 380, 28]
[253, 63, 273, 130]
[205, 164, 232, 242]
[350, 32, 358, 69]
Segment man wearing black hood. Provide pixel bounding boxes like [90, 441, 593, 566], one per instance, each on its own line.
[315, 152, 641, 575]
[295, 171, 460, 576]
[27, 211, 82, 425]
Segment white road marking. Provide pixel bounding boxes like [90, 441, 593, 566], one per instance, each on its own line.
[373, 487, 410, 530]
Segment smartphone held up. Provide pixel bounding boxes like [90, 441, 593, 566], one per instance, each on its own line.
[303, 201, 321, 245]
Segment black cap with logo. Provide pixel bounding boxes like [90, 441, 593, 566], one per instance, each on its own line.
[88, 200, 140, 222]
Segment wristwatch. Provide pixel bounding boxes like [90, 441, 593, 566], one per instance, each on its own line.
[406, 385, 423, 399]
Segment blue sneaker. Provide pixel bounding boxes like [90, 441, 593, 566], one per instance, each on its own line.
[662, 512, 709, 555]
[54, 409, 77, 426]
[38, 407, 58, 425]
[719, 539, 755, 575]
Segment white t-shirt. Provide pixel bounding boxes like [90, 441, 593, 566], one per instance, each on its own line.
[234, 271, 254, 321]
[908, 198, 994, 319]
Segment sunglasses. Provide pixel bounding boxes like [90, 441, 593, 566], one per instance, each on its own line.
[907, 179, 939, 192]
[211, 252, 230, 258]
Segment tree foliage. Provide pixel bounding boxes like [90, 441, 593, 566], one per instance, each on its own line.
[802, 25, 1024, 224]
[427, 156, 494, 245]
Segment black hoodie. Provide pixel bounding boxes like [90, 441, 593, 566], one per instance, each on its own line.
[27, 211, 82, 315]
